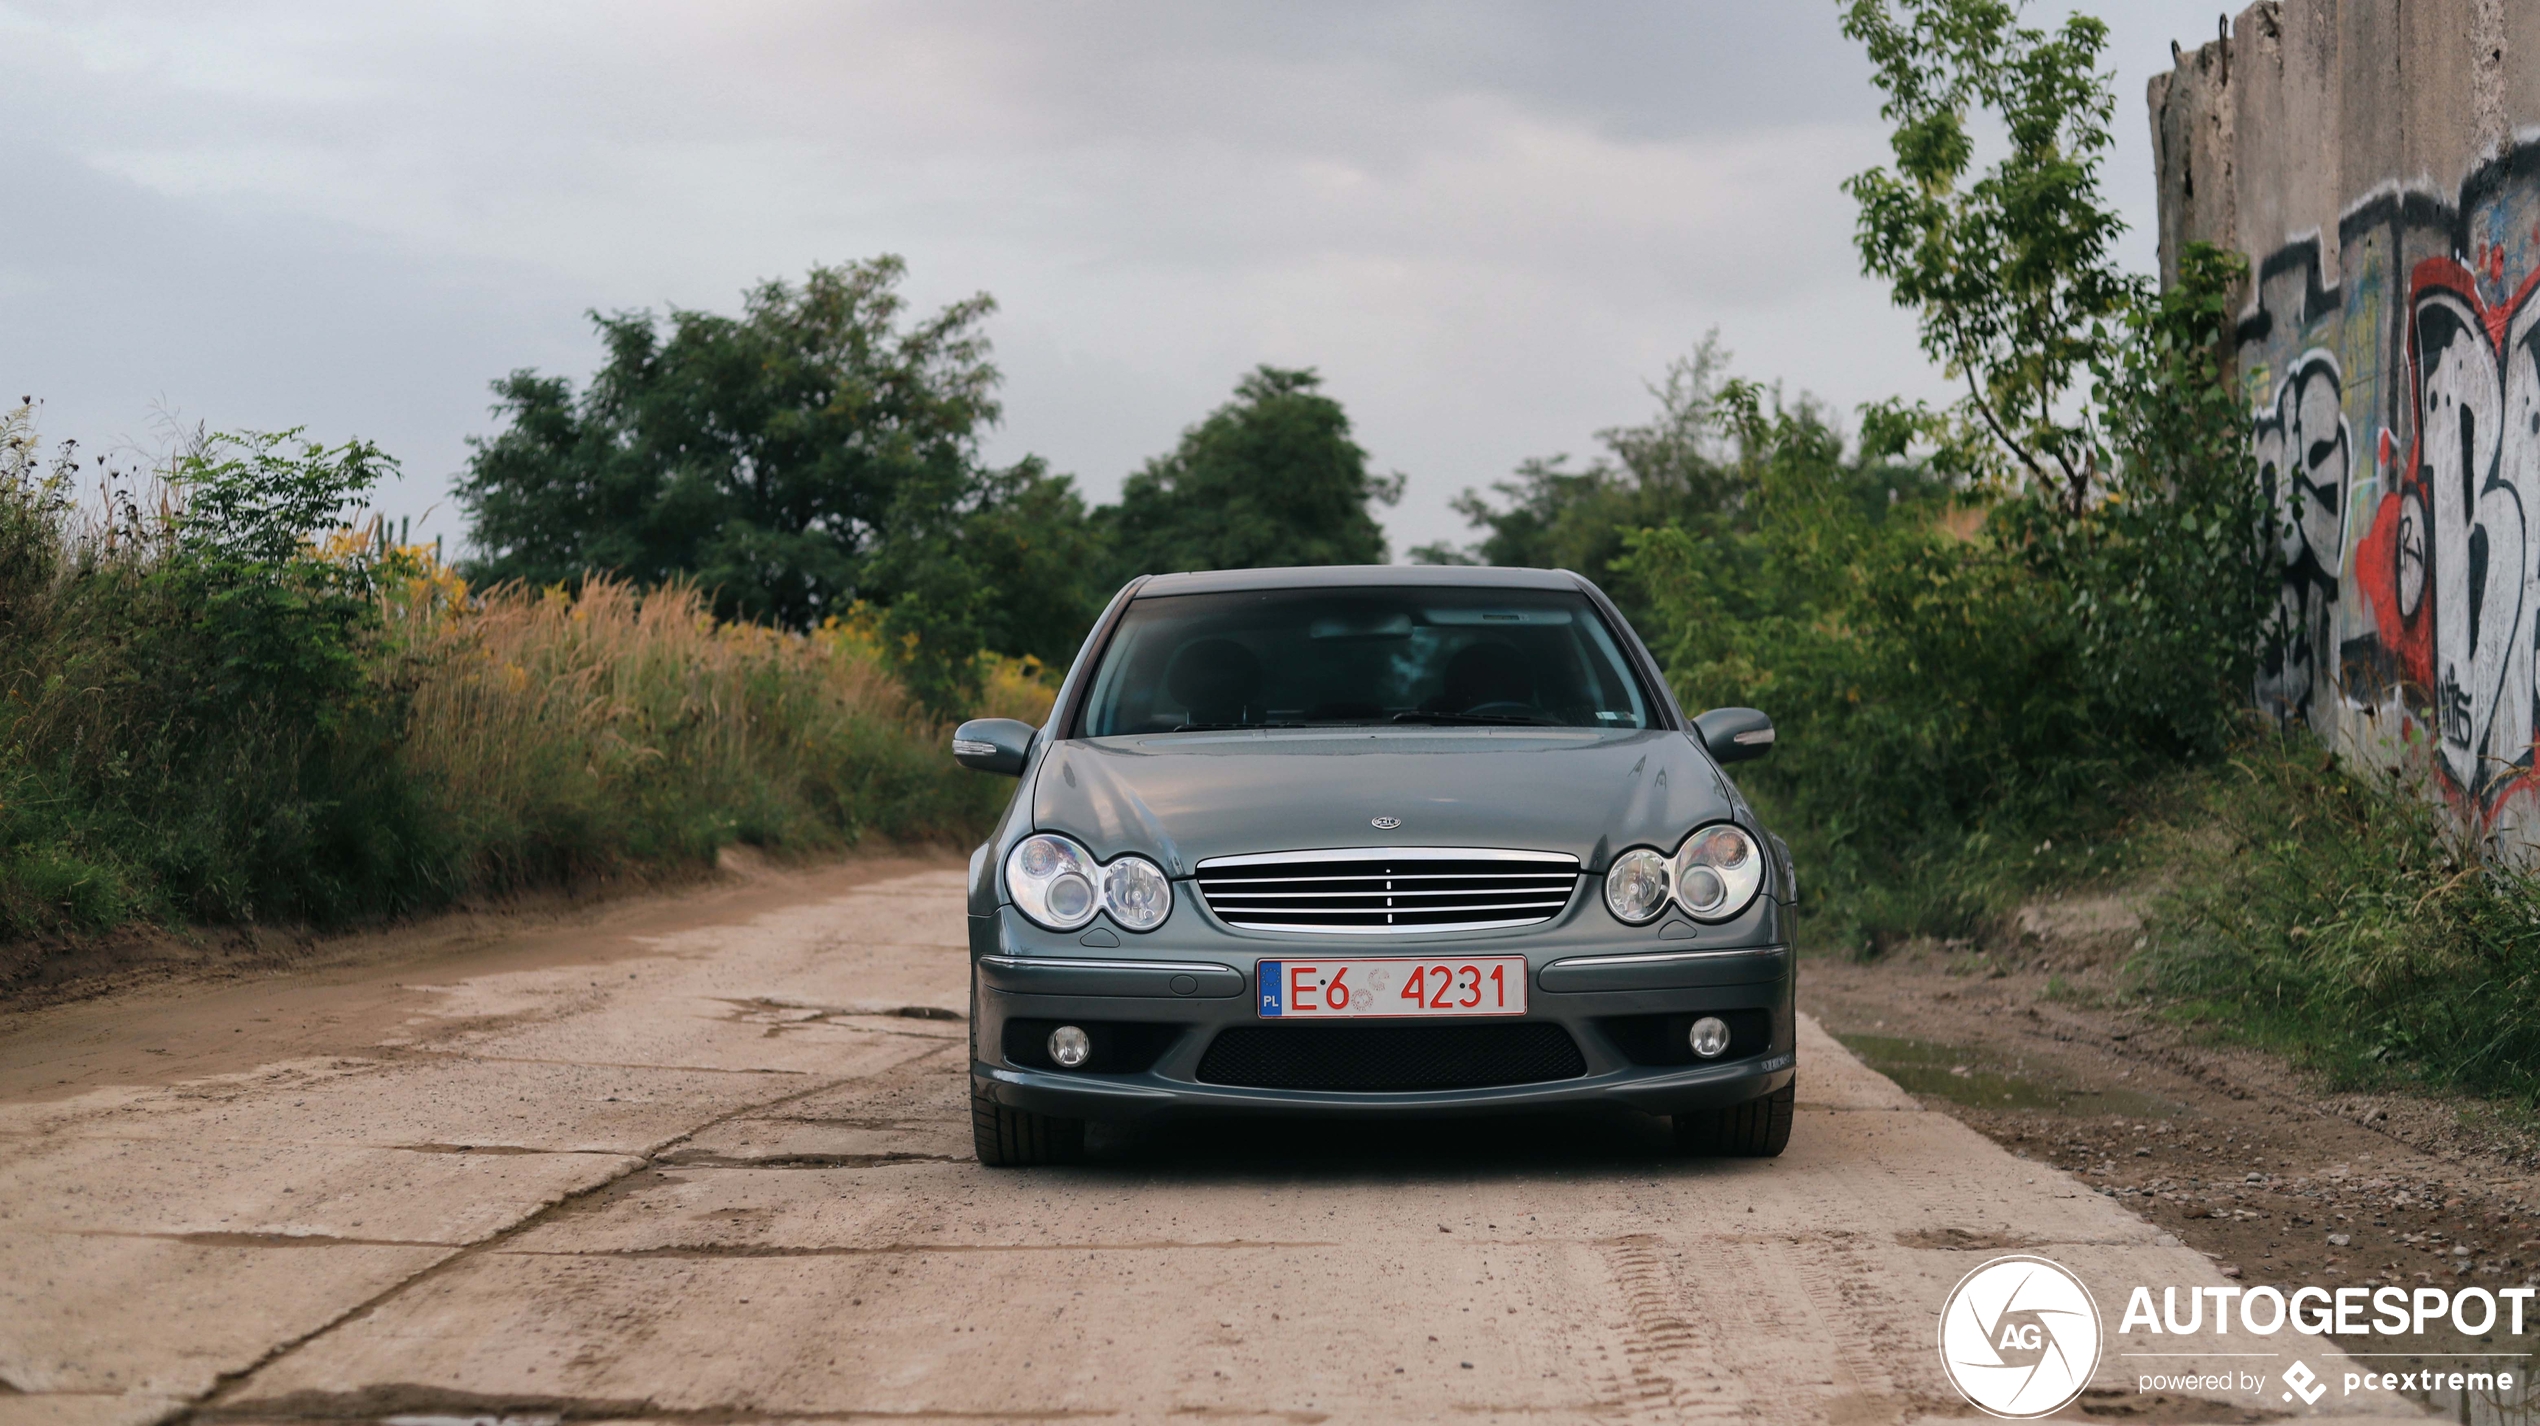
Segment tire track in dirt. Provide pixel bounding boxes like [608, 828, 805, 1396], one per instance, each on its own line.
[1596, 1234, 1757, 1422]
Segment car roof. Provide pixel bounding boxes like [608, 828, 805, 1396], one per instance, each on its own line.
[1131, 564, 1584, 597]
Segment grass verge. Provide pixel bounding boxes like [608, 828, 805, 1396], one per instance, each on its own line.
[2143, 738, 2540, 1104]
[1796, 729, 2540, 1109]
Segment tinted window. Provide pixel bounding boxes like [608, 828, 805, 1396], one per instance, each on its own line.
[1079, 587, 1654, 737]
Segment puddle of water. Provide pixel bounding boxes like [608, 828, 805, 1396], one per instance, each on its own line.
[1833, 1032, 2179, 1117]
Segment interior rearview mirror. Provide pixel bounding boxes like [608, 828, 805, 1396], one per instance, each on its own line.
[951, 718, 1037, 776]
[1693, 707, 1774, 765]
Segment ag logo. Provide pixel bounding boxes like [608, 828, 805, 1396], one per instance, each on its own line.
[1369, 816, 1401, 830]
[1937, 1254, 2101, 1419]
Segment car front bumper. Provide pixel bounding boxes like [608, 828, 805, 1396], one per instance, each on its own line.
[968, 900, 1796, 1122]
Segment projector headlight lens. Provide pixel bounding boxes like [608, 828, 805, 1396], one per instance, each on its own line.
[1674, 824, 1764, 921]
[1007, 834, 1101, 931]
[1604, 847, 1671, 925]
[1101, 855, 1173, 932]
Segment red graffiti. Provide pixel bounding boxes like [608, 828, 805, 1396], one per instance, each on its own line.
[2360, 256, 2540, 811]
[2352, 481, 2409, 662]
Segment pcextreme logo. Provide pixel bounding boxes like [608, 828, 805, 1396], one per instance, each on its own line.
[1937, 1255, 2103, 1419]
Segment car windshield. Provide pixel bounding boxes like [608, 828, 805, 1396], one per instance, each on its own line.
[1077, 586, 1655, 737]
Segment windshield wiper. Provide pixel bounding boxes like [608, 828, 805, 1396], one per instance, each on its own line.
[1390, 711, 1555, 727]
[1165, 720, 1307, 732]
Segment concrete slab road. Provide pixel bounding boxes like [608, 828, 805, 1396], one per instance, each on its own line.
[0, 865, 2429, 1424]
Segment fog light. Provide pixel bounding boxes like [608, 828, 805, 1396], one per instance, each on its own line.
[1046, 872, 1096, 922]
[1048, 1024, 1092, 1068]
[1688, 1016, 1731, 1059]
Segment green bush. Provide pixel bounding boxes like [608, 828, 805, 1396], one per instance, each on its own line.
[0, 422, 441, 933]
[1605, 240, 2264, 952]
[1620, 388, 2089, 945]
[0, 408, 1013, 950]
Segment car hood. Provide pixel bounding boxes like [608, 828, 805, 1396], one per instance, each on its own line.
[1030, 727, 1730, 874]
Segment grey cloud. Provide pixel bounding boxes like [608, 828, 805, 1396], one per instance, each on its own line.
[0, 0, 2233, 556]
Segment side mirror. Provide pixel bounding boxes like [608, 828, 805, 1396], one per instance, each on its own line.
[951, 718, 1037, 776]
[1693, 707, 1774, 765]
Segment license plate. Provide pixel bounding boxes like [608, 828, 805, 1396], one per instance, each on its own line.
[1256, 957, 1528, 1018]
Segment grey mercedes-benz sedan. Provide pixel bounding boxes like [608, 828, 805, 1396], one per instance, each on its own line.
[950, 564, 1795, 1166]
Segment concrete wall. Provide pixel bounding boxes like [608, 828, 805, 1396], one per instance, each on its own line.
[2153, 0, 2540, 836]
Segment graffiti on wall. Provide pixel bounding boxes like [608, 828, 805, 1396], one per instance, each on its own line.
[2398, 263, 2540, 799]
[2253, 350, 2351, 723]
[2239, 142, 2540, 818]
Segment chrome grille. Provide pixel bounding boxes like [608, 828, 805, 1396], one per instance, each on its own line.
[1194, 847, 1580, 933]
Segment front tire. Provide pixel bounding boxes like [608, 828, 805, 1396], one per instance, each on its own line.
[971, 1080, 1085, 1166]
[1674, 1079, 1794, 1157]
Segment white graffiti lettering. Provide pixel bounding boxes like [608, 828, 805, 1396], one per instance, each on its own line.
[2413, 286, 2540, 799]
[2254, 350, 2351, 726]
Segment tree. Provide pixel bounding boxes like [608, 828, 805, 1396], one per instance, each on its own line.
[1843, 0, 2271, 756]
[1100, 366, 1402, 580]
[456, 257, 1102, 704]
[1408, 338, 1936, 628]
[1839, 0, 2137, 511]
[863, 453, 1107, 710]
[1411, 338, 1739, 580]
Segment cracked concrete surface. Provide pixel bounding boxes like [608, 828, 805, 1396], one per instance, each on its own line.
[0, 864, 2429, 1424]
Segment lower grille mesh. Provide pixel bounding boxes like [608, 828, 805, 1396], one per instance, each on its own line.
[1196, 1023, 1586, 1092]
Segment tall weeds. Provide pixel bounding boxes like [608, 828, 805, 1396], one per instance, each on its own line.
[389, 576, 1024, 892]
[0, 406, 1032, 947]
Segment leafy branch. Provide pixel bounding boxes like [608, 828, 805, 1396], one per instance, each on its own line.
[1840, 0, 2140, 511]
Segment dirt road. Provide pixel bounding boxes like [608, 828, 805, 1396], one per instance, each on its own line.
[0, 862, 2427, 1424]
[1802, 907, 2540, 1422]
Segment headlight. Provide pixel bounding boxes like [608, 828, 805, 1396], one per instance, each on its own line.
[1005, 834, 1175, 933]
[1604, 847, 1671, 924]
[1101, 855, 1173, 931]
[1674, 823, 1763, 920]
[1007, 834, 1100, 931]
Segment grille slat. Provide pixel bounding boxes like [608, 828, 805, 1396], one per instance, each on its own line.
[1196, 848, 1579, 933]
[1197, 1023, 1587, 1091]
[1205, 900, 1570, 916]
[1200, 871, 1574, 886]
[1203, 891, 1574, 906]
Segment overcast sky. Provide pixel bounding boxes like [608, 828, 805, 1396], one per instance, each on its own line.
[0, 0, 2234, 558]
